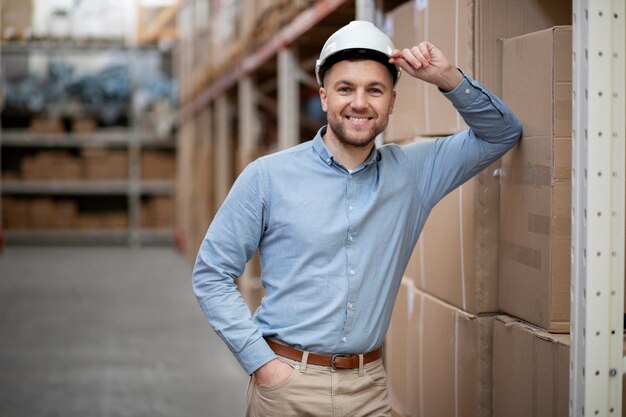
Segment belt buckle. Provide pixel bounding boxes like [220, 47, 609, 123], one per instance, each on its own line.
[331, 354, 352, 370]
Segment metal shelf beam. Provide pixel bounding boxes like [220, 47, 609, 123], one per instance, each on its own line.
[179, 0, 352, 123]
[570, 0, 625, 415]
[4, 228, 173, 245]
[1, 130, 175, 148]
[1, 180, 174, 195]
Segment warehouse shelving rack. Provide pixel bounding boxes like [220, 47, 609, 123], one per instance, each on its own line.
[570, 0, 625, 415]
[0, 41, 177, 246]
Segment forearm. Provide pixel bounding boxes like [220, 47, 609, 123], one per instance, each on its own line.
[192, 243, 276, 374]
[443, 71, 522, 146]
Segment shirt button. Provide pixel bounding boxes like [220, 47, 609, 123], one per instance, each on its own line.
[341, 337, 347, 343]
[347, 303, 353, 310]
[350, 269, 356, 276]
[348, 205, 354, 211]
[464, 88, 470, 94]
[348, 234, 353, 241]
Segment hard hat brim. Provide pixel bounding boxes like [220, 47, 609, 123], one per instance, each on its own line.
[317, 48, 400, 87]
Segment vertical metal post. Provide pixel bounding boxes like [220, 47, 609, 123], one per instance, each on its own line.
[356, 0, 384, 24]
[571, 0, 625, 415]
[278, 46, 299, 150]
[238, 77, 261, 171]
[127, 48, 141, 247]
[356, 0, 386, 148]
[214, 95, 233, 208]
[0, 44, 4, 252]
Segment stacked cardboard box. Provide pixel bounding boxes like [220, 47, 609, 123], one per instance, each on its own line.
[384, 1, 470, 139]
[18, 149, 128, 180]
[2, 197, 78, 229]
[82, 148, 128, 180]
[2, 196, 130, 230]
[492, 315, 570, 417]
[388, 279, 494, 417]
[1, 197, 29, 229]
[71, 117, 98, 133]
[21, 151, 83, 180]
[383, 0, 572, 415]
[140, 196, 175, 228]
[494, 315, 626, 417]
[141, 150, 176, 179]
[489, 25, 576, 417]
[499, 26, 572, 332]
[1, 0, 32, 40]
[29, 117, 65, 134]
[77, 211, 127, 229]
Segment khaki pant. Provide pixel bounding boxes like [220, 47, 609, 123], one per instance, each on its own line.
[246, 352, 391, 417]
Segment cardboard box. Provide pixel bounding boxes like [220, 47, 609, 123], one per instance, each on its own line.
[386, 280, 494, 417]
[55, 200, 79, 229]
[29, 117, 64, 134]
[1, 0, 32, 40]
[386, 279, 410, 415]
[141, 197, 175, 228]
[78, 211, 127, 229]
[499, 26, 572, 332]
[28, 198, 56, 229]
[142, 150, 176, 179]
[21, 151, 82, 180]
[492, 315, 570, 417]
[474, 0, 572, 96]
[384, 0, 470, 140]
[404, 168, 500, 314]
[494, 315, 626, 417]
[383, 0, 572, 142]
[2, 197, 28, 229]
[82, 148, 128, 180]
[71, 117, 98, 133]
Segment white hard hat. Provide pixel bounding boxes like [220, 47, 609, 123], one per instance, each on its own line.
[315, 20, 400, 87]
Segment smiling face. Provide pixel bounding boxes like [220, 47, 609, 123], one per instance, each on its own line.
[319, 59, 396, 149]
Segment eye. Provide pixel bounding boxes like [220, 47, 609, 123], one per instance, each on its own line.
[369, 88, 383, 95]
[338, 86, 352, 93]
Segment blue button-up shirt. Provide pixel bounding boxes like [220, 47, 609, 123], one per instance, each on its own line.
[192, 74, 522, 375]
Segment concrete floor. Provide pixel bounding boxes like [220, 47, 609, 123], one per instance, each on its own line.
[0, 246, 248, 417]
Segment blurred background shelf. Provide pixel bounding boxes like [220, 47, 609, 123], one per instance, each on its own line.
[4, 227, 174, 245]
[1, 129, 176, 148]
[1, 29, 177, 247]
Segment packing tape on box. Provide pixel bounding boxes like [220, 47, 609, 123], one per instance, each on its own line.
[528, 213, 551, 236]
[500, 240, 542, 270]
[458, 184, 467, 311]
[500, 164, 552, 187]
[454, 313, 460, 417]
[418, 289, 425, 417]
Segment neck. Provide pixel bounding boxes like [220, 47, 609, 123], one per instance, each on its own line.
[322, 131, 375, 171]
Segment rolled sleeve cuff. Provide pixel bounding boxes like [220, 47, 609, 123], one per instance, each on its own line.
[236, 336, 277, 375]
[442, 74, 482, 109]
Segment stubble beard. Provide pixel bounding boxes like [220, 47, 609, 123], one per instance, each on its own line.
[327, 116, 383, 149]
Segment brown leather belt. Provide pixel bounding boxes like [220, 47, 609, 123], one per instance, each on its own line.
[266, 338, 382, 370]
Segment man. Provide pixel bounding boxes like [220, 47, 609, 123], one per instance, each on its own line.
[193, 21, 521, 416]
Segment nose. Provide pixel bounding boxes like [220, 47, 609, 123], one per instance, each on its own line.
[351, 89, 368, 110]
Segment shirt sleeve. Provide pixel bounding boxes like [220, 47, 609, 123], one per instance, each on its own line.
[192, 160, 276, 375]
[402, 71, 522, 209]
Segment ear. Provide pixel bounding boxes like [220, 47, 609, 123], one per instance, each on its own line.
[388, 90, 397, 115]
[319, 87, 328, 112]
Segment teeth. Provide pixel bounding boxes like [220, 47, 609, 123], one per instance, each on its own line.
[349, 117, 369, 121]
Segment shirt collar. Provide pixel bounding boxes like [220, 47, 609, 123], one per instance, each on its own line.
[312, 126, 381, 170]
